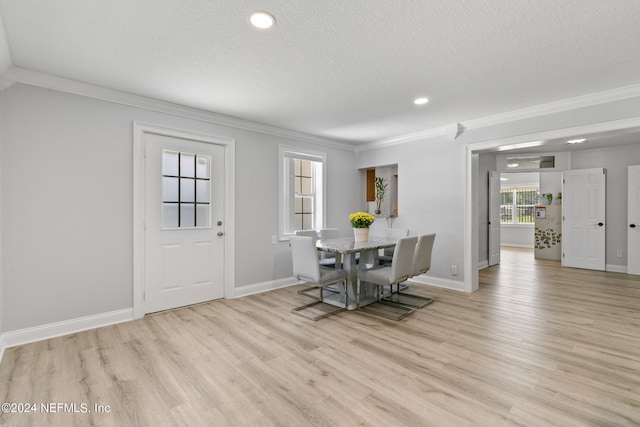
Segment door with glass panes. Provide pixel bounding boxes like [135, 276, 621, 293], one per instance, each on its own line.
[144, 133, 225, 313]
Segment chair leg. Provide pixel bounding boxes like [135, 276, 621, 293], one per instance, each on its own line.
[291, 300, 345, 321]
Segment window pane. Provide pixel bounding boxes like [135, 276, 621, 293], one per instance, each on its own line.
[196, 180, 210, 203]
[282, 151, 324, 236]
[301, 177, 312, 194]
[301, 160, 312, 177]
[162, 204, 179, 228]
[180, 153, 195, 177]
[302, 196, 313, 214]
[180, 204, 195, 227]
[196, 205, 210, 227]
[196, 155, 210, 179]
[163, 177, 179, 202]
[180, 178, 195, 202]
[301, 213, 313, 230]
[163, 150, 179, 176]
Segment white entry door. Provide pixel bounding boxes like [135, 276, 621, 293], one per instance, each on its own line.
[144, 133, 225, 313]
[562, 168, 606, 270]
[488, 170, 501, 266]
[628, 165, 640, 275]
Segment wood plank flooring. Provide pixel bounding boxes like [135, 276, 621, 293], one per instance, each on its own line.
[1, 248, 640, 426]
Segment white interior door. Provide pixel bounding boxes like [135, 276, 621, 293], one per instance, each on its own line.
[562, 168, 606, 270]
[488, 170, 501, 266]
[144, 133, 225, 313]
[628, 165, 640, 275]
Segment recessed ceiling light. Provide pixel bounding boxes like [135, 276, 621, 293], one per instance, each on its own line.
[249, 11, 275, 29]
[500, 177, 508, 181]
[566, 138, 586, 144]
[507, 163, 519, 168]
[413, 97, 429, 105]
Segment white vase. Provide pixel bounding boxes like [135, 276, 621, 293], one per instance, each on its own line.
[353, 227, 369, 242]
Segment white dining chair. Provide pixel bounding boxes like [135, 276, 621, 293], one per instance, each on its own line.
[357, 235, 417, 320]
[319, 228, 340, 239]
[378, 228, 409, 265]
[296, 229, 335, 267]
[290, 235, 348, 320]
[386, 233, 436, 308]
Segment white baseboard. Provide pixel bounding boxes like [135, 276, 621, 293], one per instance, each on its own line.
[500, 244, 534, 248]
[0, 334, 6, 365]
[0, 308, 134, 362]
[408, 275, 466, 292]
[234, 276, 302, 298]
[606, 264, 627, 274]
[478, 260, 489, 269]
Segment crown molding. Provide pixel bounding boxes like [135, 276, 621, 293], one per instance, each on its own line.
[359, 82, 640, 151]
[355, 126, 446, 152]
[462, 83, 640, 131]
[1, 67, 357, 152]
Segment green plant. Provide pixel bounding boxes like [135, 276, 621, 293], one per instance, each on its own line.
[374, 177, 388, 214]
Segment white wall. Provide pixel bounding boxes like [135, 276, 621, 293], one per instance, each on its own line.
[0, 83, 359, 332]
[570, 143, 640, 267]
[357, 137, 466, 287]
[540, 171, 562, 202]
[501, 225, 534, 248]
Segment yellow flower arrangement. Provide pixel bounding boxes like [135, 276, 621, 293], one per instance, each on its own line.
[349, 211, 376, 228]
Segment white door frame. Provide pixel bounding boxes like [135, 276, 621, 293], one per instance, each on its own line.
[464, 117, 640, 292]
[488, 170, 501, 267]
[133, 122, 235, 319]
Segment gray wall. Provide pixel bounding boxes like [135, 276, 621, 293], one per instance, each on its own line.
[0, 83, 359, 332]
[357, 137, 467, 284]
[359, 95, 640, 288]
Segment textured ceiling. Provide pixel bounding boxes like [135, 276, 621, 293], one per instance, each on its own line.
[1, 0, 640, 144]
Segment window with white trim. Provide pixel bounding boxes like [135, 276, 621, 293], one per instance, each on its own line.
[500, 186, 539, 224]
[279, 146, 325, 238]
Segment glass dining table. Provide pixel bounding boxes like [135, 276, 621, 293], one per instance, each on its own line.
[315, 236, 397, 310]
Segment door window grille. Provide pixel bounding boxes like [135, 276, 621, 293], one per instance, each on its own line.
[162, 150, 211, 228]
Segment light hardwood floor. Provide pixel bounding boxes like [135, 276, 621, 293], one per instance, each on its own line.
[1, 248, 640, 426]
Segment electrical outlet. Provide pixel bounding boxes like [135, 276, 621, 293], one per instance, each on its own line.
[617, 250, 623, 258]
[272, 235, 278, 245]
[451, 265, 458, 276]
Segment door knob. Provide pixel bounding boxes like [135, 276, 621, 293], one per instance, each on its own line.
[631, 224, 637, 228]
[217, 231, 224, 236]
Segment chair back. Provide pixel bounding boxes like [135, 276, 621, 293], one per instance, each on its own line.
[389, 236, 418, 283]
[290, 235, 321, 282]
[412, 234, 436, 277]
[296, 229, 318, 240]
[320, 228, 340, 239]
[383, 228, 409, 257]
